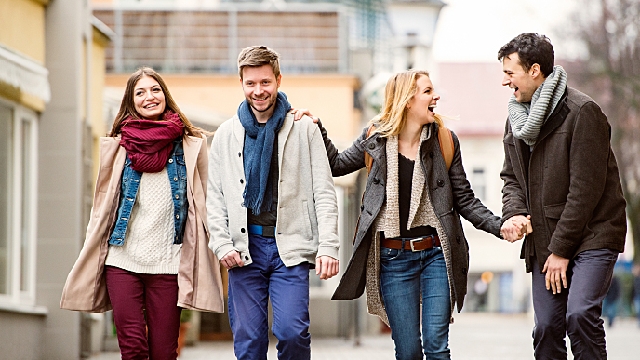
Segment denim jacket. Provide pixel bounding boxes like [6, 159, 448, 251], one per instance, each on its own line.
[109, 138, 188, 246]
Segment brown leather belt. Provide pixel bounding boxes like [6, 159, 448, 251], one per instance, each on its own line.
[381, 235, 441, 252]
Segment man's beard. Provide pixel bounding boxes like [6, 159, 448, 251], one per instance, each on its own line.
[249, 95, 276, 113]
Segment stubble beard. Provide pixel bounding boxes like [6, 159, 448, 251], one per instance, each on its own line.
[249, 94, 277, 114]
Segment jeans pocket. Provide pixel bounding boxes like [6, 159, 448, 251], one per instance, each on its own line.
[380, 247, 402, 261]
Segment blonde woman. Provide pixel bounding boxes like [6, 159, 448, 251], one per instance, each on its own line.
[313, 70, 523, 359]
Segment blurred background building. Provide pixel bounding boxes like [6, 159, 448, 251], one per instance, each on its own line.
[1, 0, 113, 359]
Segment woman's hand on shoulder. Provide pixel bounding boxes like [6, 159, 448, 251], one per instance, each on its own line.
[290, 108, 319, 123]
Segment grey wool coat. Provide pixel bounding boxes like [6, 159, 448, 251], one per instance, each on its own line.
[320, 121, 502, 315]
[501, 87, 627, 272]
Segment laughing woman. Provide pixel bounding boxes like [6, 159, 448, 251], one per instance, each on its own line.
[316, 70, 523, 359]
[60, 67, 223, 360]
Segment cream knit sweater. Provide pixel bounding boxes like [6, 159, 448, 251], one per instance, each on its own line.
[105, 168, 181, 274]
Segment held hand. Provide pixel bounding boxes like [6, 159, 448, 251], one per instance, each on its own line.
[542, 253, 569, 294]
[220, 250, 244, 270]
[289, 108, 318, 123]
[501, 215, 531, 242]
[316, 255, 339, 280]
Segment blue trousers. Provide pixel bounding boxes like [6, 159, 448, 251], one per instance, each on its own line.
[228, 234, 311, 360]
[531, 248, 618, 360]
[380, 245, 451, 360]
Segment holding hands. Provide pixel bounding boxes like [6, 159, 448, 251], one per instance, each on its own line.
[501, 215, 532, 242]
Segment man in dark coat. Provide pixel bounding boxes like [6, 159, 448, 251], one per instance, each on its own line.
[498, 33, 627, 360]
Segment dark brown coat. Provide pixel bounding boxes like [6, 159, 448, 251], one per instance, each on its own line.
[500, 88, 627, 272]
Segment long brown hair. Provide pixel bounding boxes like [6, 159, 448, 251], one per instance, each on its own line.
[371, 70, 444, 137]
[109, 67, 206, 137]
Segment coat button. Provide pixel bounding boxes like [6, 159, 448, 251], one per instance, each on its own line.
[240, 179, 244, 184]
[367, 143, 375, 150]
[437, 179, 445, 187]
[168, 159, 173, 163]
[430, 151, 434, 158]
[360, 205, 364, 211]
[373, 178, 380, 184]
[241, 228, 246, 233]
[238, 152, 242, 157]
[244, 256, 249, 260]
[175, 194, 179, 199]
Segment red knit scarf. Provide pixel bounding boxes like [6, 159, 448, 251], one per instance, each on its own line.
[120, 111, 184, 173]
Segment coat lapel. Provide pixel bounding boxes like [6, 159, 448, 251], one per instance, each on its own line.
[537, 91, 569, 144]
[183, 135, 208, 229]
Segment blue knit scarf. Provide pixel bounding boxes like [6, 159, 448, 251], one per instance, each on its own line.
[239, 91, 291, 215]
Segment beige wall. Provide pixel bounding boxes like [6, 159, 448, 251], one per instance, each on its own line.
[90, 28, 111, 183]
[0, 0, 46, 63]
[105, 74, 361, 146]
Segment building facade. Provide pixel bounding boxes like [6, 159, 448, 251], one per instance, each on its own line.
[0, 0, 111, 358]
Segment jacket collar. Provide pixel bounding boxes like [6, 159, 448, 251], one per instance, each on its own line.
[537, 88, 569, 144]
[362, 131, 386, 165]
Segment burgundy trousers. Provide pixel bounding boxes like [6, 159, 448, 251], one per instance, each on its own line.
[105, 266, 181, 360]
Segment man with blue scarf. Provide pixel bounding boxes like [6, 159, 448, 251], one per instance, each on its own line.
[207, 45, 340, 360]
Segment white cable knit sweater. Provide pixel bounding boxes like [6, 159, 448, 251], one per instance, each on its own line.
[105, 168, 181, 274]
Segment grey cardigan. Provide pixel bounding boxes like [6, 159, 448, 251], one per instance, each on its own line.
[321, 122, 501, 313]
[207, 114, 339, 267]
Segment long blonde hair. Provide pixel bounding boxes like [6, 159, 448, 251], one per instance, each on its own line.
[109, 67, 206, 138]
[370, 70, 444, 137]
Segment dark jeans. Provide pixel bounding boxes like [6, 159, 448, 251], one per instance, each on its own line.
[380, 245, 451, 360]
[105, 266, 181, 360]
[227, 234, 311, 360]
[531, 249, 618, 360]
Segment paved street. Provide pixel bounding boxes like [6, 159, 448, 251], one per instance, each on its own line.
[89, 312, 640, 359]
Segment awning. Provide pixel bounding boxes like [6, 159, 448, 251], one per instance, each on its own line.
[0, 44, 50, 103]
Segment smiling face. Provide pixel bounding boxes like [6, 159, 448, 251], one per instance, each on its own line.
[501, 52, 544, 103]
[406, 74, 440, 125]
[133, 75, 166, 120]
[241, 64, 282, 123]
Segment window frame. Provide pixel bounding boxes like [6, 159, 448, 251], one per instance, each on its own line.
[0, 98, 38, 309]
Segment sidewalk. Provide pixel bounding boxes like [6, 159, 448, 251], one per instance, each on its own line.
[89, 312, 640, 359]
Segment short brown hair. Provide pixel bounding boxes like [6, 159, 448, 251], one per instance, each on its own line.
[237, 46, 281, 79]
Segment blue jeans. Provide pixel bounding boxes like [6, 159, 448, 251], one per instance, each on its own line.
[380, 244, 451, 360]
[531, 248, 618, 360]
[228, 234, 311, 360]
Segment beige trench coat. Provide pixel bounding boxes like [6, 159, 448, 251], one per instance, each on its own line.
[60, 135, 224, 313]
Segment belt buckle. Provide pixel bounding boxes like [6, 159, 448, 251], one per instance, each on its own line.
[263, 226, 275, 237]
[409, 237, 423, 252]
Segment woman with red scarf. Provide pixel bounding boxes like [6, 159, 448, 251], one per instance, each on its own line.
[61, 67, 224, 360]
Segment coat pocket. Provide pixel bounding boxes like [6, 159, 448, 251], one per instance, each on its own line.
[301, 200, 313, 240]
[543, 202, 566, 236]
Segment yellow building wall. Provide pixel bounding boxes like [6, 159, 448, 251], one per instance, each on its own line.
[90, 28, 111, 183]
[0, 0, 47, 112]
[0, 0, 46, 63]
[105, 74, 361, 146]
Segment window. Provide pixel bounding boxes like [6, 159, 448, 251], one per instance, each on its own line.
[472, 167, 486, 201]
[0, 100, 37, 307]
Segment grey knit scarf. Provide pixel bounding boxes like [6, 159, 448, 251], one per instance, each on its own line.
[508, 65, 568, 146]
